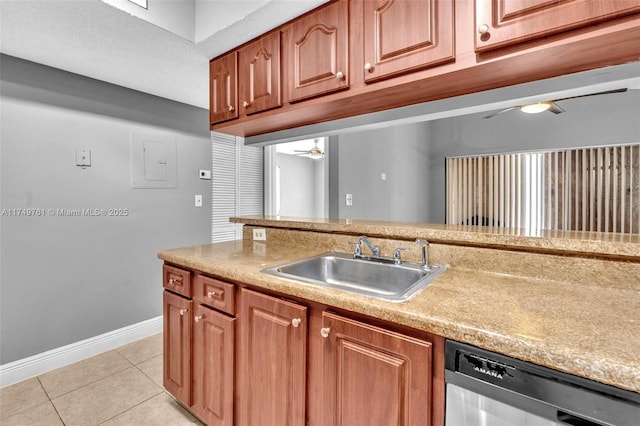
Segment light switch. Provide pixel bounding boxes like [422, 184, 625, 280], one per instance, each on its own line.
[76, 149, 91, 167]
[195, 195, 203, 207]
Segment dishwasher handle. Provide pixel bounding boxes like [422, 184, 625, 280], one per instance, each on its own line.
[557, 411, 603, 426]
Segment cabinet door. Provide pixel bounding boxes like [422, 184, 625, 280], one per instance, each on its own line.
[163, 290, 192, 405]
[475, 0, 640, 52]
[321, 311, 433, 426]
[286, 0, 349, 102]
[210, 52, 238, 125]
[239, 32, 282, 115]
[192, 304, 235, 426]
[362, 0, 454, 83]
[238, 288, 307, 426]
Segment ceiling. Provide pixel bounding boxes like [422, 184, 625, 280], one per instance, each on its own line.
[0, 0, 328, 109]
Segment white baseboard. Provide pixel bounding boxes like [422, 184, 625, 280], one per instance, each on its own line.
[0, 316, 163, 388]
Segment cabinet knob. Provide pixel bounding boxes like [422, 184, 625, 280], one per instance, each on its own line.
[336, 71, 345, 80]
[291, 318, 302, 328]
[320, 327, 331, 338]
[243, 101, 250, 107]
[169, 278, 180, 285]
[194, 314, 204, 323]
[179, 308, 188, 316]
[478, 24, 490, 35]
[364, 63, 373, 73]
[207, 291, 217, 298]
[227, 105, 235, 112]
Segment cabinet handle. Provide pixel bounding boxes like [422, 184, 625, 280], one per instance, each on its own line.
[243, 101, 250, 107]
[320, 327, 331, 338]
[169, 278, 180, 285]
[364, 63, 373, 73]
[179, 308, 188, 316]
[291, 318, 302, 327]
[207, 291, 217, 298]
[478, 24, 490, 35]
[194, 314, 204, 323]
[227, 105, 235, 112]
[336, 71, 345, 80]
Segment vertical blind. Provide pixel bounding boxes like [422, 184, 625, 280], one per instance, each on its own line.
[446, 144, 640, 234]
[211, 132, 263, 243]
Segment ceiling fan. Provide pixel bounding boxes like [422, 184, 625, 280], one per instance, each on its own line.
[483, 88, 628, 119]
[294, 139, 324, 159]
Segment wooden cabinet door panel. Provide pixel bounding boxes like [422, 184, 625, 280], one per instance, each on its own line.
[192, 304, 235, 426]
[210, 52, 238, 124]
[286, 0, 349, 102]
[322, 311, 433, 426]
[163, 290, 192, 405]
[362, 0, 454, 83]
[475, 0, 640, 51]
[239, 32, 282, 115]
[238, 288, 307, 426]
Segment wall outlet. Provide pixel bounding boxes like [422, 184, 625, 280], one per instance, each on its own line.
[195, 195, 203, 207]
[253, 228, 266, 241]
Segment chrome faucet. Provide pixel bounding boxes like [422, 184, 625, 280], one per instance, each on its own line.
[356, 236, 380, 258]
[415, 239, 430, 269]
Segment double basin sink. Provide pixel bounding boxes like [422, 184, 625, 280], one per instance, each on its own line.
[262, 251, 446, 302]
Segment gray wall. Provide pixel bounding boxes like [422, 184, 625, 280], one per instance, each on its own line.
[0, 55, 212, 364]
[337, 122, 431, 222]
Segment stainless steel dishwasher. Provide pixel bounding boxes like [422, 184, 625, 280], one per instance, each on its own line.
[445, 340, 640, 426]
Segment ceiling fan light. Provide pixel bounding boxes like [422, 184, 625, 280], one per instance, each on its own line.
[309, 150, 324, 159]
[520, 102, 552, 114]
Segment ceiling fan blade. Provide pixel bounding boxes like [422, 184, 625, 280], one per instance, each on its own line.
[483, 107, 517, 119]
[547, 102, 565, 114]
[553, 88, 627, 103]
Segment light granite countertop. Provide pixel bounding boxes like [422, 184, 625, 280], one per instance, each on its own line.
[158, 237, 640, 393]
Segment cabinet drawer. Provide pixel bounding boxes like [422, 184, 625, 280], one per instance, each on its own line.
[195, 275, 236, 316]
[163, 264, 192, 298]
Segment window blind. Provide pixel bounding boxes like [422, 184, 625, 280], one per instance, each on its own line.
[211, 132, 263, 243]
[446, 144, 639, 234]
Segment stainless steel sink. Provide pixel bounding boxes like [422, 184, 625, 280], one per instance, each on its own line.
[262, 252, 446, 302]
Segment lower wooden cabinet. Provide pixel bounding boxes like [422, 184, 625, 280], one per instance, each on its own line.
[192, 304, 235, 426]
[164, 264, 444, 426]
[321, 311, 435, 426]
[237, 288, 308, 426]
[163, 290, 192, 405]
[163, 267, 236, 426]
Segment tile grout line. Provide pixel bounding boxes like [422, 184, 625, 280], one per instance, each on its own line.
[36, 376, 66, 426]
[95, 388, 164, 425]
[41, 352, 135, 400]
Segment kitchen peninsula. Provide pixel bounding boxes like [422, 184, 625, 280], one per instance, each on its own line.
[158, 216, 640, 425]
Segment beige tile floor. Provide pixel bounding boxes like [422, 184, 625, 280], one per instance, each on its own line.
[0, 333, 203, 425]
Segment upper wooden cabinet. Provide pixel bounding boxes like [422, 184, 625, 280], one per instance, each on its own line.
[239, 32, 282, 115]
[284, 0, 350, 102]
[209, 51, 238, 125]
[361, 0, 455, 83]
[475, 0, 640, 51]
